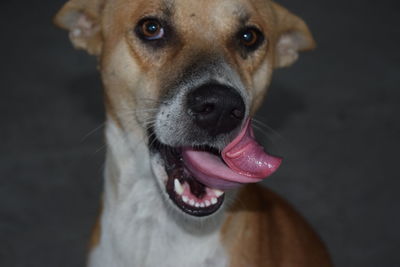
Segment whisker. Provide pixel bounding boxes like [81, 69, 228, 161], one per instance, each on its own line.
[136, 98, 162, 104]
[252, 118, 283, 139]
[252, 124, 274, 142]
[94, 144, 106, 154]
[81, 122, 106, 142]
[251, 118, 291, 154]
[117, 108, 158, 117]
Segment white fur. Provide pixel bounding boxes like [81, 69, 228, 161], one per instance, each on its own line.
[87, 119, 228, 267]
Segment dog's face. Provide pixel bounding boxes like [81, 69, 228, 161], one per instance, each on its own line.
[56, 0, 314, 217]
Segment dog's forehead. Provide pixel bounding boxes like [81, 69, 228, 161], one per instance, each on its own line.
[171, 0, 250, 18]
[110, 0, 270, 29]
[131, 0, 252, 15]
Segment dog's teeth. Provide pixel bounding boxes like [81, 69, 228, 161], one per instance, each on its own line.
[213, 189, 224, 197]
[205, 200, 211, 207]
[174, 179, 184, 195]
[189, 199, 195, 206]
[182, 196, 188, 203]
[195, 202, 200, 208]
[200, 203, 205, 208]
[211, 197, 218, 205]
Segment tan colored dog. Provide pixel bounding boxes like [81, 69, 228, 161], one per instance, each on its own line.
[55, 0, 332, 266]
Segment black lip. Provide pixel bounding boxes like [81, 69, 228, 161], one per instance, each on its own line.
[149, 130, 224, 217]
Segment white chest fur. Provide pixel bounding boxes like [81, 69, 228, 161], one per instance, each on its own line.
[87, 121, 228, 267]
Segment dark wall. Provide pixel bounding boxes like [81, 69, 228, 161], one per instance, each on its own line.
[1, 0, 399, 266]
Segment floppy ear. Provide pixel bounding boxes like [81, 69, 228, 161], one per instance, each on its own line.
[54, 0, 105, 56]
[271, 2, 316, 68]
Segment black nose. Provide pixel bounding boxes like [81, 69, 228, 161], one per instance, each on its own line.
[187, 84, 245, 136]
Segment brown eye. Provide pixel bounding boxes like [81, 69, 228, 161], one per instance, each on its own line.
[138, 19, 165, 40]
[238, 27, 264, 51]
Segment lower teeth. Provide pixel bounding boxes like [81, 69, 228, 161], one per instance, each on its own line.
[173, 179, 224, 208]
[182, 196, 217, 208]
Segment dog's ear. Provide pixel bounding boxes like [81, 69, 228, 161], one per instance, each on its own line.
[271, 2, 316, 68]
[54, 0, 105, 56]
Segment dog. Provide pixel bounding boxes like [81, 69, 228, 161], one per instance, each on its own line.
[55, 0, 332, 266]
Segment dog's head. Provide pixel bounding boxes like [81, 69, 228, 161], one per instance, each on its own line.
[55, 0, 315, 218]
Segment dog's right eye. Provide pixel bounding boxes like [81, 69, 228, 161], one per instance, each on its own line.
[136, 18, 165, 41]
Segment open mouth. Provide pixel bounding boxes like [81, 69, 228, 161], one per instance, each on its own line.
[149, 118, 282, 217]
[157, 143, 225, 217]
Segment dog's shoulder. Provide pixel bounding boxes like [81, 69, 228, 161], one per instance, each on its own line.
[221, 184, 332, 267]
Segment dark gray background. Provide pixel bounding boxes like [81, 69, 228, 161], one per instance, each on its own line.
[1, 0, 399, 266]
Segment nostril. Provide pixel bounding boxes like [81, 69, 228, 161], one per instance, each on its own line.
[231, 108, 244, 119]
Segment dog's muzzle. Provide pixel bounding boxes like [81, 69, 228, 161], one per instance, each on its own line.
[150, 81, 281, 217]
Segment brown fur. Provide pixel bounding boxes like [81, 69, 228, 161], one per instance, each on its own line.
[87, 200, 103, 251]
[55, 0, 330, 266]
[88, 215, 101, 250]
[222, 185, 332, 266]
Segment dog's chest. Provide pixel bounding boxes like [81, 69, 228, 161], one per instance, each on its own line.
[89, 165, 228, 267]
[117, 213, 227, 267]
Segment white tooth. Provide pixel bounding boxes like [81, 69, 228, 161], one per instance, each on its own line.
[174, 179, 184, 195]
[182, 196, 188, 203]
[195, 203, 200, 208]
[213, 189, 224, 197]
[189, 199, 195, 206]
[200, 203, 205, 208]
[205, 200, 211, 207]
[211, 197, 218, 205]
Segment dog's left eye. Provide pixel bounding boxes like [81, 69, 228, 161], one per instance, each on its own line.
[237, 27, 264, 52]
[136, 18, 165, 41]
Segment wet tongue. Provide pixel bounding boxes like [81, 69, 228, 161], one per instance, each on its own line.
[182, 118, 282, 190]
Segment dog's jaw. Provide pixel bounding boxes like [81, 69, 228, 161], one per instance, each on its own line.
[149, 150, 235, 218]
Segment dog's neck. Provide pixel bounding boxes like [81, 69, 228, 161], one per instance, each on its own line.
[88, 118, 228, 267]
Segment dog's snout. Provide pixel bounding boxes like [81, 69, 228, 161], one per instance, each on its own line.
[187, 84, 245, 136]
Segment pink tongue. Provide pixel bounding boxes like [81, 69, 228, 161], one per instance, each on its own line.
[182, 118, 282, 190]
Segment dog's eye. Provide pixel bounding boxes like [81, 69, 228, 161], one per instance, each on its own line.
[238, 27, 264, 51]
[137, 19, 165, 41]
